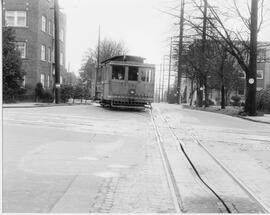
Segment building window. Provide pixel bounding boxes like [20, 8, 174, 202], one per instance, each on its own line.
[5, 11, 27, 27]
[60, 29, 64, 42]
[41, 45, 46, 61]
[52, 23, 55, 37]
[41, 16, 47, 32]
[15, 42, 26, 58]
[257, 70, 264, 79]
[48, 47, 51, 62]
[238, 71, 246, 79]
[40, 74, 45, 87]
[47, 75, 50, 87]
[238, 88, 245, 96]
[48, 21, 52, 35]
[60, 52, 64, 66]
[22, 75, 26, 87]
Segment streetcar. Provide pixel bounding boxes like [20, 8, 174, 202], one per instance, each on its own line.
[96, 55, 155, 108]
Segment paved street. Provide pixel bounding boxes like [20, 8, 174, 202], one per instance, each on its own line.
[154, 103, 270, 213]
[3, 103, 270, 213]
[3, 104, 174, 213]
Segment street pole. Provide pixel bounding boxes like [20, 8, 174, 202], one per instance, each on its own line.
[94, 25, 100, 100]
[54, 0, 60, 104]
[0, 1, 2, 181]
[177, 0, 185, 104]
[159, 64, 162, 103]
[167, 37, 173, 103]
[247, 0, 258, 116]
[202, 0, 208, 107]
[162, 56, 166, 102]
[197, 0, 207, 107]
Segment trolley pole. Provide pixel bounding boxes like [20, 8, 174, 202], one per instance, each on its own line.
[54, 0, 61, 104]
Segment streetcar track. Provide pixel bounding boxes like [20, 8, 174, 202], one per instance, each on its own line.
[150, 109, 183, 213]
[187, 130, 270, 213]
[156, 108, 270, 213]
[155, 109, 232, 213]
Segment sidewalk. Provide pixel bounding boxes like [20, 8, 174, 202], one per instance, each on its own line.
[2, 100, 94, 108]
[182, 104, 270, 124]
[241, 114, 270, 124]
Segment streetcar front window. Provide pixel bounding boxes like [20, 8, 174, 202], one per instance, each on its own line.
[141, 68, 152, 82]
[112, 65, 125, 80]
[128, 66, 139, 81]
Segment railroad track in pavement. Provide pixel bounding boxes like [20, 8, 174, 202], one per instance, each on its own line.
[150, 108, 270, 213]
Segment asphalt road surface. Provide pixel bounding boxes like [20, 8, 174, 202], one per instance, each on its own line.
[3, 104, 174, 213]
[3, 103, 270, 213]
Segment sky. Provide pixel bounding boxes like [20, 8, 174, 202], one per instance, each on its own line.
[59, 0, 175, 75]
[59, 0, 270, 75]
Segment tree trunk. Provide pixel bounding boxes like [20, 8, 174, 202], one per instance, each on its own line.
[221, 84, 225, 109]
[204, 80, 209, 107]
[189, 79, 194, 106]
[197, 78, 203, 107]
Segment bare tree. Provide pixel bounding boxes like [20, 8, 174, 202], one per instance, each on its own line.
[185, 0, 267, 115]
[80, 38, 128, 98]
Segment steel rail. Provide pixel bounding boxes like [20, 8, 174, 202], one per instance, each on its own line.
[158, 108, 270, 213]
[149, 109, 183, 213]
[189, 131, 270, 213]
[156, 109, 231, 213]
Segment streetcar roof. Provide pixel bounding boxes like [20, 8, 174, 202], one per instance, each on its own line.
[108, 61, 155, 68]
[101, 55, 145, 64]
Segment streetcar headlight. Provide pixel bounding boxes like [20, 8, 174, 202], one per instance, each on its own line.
[129, 89, 136, 95]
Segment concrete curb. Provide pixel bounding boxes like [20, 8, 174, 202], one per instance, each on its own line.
[237, 116, 270, 125]
[182, 106, 270, 125]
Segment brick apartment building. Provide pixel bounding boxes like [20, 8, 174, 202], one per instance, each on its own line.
[230, 44, 270, 99]
[2, 0, 67, 99]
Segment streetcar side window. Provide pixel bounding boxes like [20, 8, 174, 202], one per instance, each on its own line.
[112, 65, 125, 80]
[128, 66, 139, 81]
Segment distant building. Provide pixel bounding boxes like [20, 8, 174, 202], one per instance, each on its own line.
[236, 44, 270, 99]
[2, 0, 67, 99]
[180, 41, 270, 105]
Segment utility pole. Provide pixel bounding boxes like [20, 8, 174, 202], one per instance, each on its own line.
[197, 0, 207, 107]
[202, 0, 208, 107]
[247, 0, 258, 116]
[177, 0, 185, 104]
[159, 64, 162, 102]
[94, 25, 101, 100]
[167, 37, 173, 103]
[162, 56, 166, 102]
[54, 0, 60, 104]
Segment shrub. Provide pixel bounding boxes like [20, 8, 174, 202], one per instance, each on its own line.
[35, 83, 44, 102]
[42, 90, 54, 103]
[203, 99, 215, 106]
[167, 90, 178, 104]
[257, 89, 270, 113]
[61, 84, 74, 103]
[231, 95, 241, 106]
